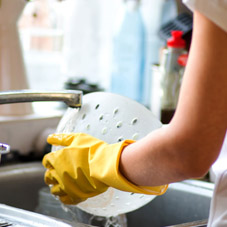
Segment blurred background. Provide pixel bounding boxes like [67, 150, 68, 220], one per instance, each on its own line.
[0, 0, 193, 160]
[18, 0, 192, 116]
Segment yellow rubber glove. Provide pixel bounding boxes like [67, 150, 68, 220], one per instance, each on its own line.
[42, 133, 168, 205]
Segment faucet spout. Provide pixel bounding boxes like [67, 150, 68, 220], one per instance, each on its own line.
[0, 90, 82, 108]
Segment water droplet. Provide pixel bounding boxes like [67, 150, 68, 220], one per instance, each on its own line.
[115, 196, 119, 200]
[131, 118, 138, 125]
[126, 202, 131, 206]
[61, 204, 69, 212]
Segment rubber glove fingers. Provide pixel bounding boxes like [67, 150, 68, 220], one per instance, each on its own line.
[43, 132, 168, 205]
[42, 154, 54, 170]
[50, 184, 85, 205]
[47, 133, 79, 146]
[43, 152, 65, 188]
[44, 169, 59, 185]
[51, 184, 67, 197]
[49, 175, 102, 205]
[47, 133, 107, 148]
[43, 162, 88, 204]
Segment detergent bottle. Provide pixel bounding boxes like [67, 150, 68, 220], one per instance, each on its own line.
[159, 30, 188, 123]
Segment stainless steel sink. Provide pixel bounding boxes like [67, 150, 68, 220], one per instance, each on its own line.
[0, 162, 94, 227]
[0, 162, 46, 211]
[126, 180, 213, 227]
[0, 162, 214, 227]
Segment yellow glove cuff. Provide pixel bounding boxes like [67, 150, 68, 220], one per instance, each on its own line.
[90, 140, 168, 195]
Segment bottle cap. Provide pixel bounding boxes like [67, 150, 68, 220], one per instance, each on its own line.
[167, 30, 186, 48]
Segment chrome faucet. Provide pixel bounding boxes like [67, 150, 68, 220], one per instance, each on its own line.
[0, 90, 82, 108]
[0, 89, 83, 155]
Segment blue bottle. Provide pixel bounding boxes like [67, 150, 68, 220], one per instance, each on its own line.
[110, 0, 146, 103]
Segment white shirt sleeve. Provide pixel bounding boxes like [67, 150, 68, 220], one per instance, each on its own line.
[183, 0, 227, 32]
[207, 169, 227, 227]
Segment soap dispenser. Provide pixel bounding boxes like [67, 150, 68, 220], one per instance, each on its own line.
[110, 0, 146, 104]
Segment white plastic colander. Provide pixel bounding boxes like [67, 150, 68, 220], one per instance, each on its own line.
[53, 92, 162, 217]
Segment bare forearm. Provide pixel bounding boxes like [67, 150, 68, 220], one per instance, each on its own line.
[120, 126, 190, 186]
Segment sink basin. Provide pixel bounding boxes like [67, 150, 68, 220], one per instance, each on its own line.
[126, 180, 213, 227]
[0, 162, 46, 211]
[0, 162, 214, 226]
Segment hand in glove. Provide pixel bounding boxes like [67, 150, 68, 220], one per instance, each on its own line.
[42, 133, 168, 205]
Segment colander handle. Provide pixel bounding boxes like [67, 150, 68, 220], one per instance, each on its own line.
[0, 90, 82, 108]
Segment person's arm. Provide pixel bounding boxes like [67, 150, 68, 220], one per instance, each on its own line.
[119, 11, 227, 186]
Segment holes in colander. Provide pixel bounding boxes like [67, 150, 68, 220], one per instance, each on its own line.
[82, 113, 86, 120]
[132, 133, 139, 140]
[117, 137, 124, 142]
[116, 121, 122, 128]
[95, 104, 100, 109]
[99, 114, 104, 121]
[102, 127, 108, 135]
[131, 118, 138, 125]
[86, 124, 90, 130]
[113, 108, 119, 115]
